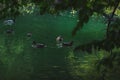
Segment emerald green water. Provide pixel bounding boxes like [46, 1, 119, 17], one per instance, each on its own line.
[0, 14, 106, 80]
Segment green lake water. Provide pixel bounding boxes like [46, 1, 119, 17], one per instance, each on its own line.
[0, 13, 106, 80]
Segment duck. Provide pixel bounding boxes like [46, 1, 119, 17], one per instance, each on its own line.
[4, 19, 15, 26]
[5, 29, 15, 34]
[32, 41, 47, 48]
[62, 41, 73, 47]
[56, 35, 63, 43]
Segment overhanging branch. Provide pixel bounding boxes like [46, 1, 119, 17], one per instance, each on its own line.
[106, 0, 120, 37]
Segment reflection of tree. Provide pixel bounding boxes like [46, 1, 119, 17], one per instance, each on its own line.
[67, 48, 120, 80]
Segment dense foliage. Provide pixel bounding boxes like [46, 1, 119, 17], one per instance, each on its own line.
[0, 0, 120, 35]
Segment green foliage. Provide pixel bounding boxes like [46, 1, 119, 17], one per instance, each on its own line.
[19, 3, 35, 14]
[105, 7, 120, 16]
[0, 0, 120, 35]
[67, 48, 120, 80]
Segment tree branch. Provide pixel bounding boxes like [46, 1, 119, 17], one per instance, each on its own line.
[106, 0, 120, 38]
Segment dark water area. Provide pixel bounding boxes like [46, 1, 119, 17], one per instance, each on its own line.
[0, 13, 106, 80]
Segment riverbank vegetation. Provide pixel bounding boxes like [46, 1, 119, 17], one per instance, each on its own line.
[67, 48, 120, 80]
